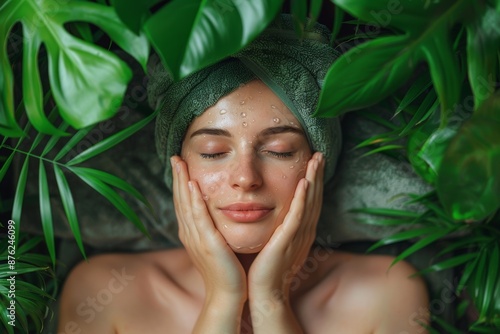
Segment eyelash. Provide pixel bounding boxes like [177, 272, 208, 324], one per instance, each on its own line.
[268, 151, 293, 158]
[199, 151, 293, 159]
[200, 153, 225, 159]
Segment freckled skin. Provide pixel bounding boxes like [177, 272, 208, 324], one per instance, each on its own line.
[181, 80, 311, 252]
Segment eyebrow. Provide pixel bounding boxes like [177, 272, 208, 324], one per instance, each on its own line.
[190, 128, 232, 138]
[190, 125, 305, 139]
[259, 125, 305, 137]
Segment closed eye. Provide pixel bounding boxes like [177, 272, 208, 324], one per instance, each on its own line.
[268, 151, 293, 158]
[200, 152, 226, 159]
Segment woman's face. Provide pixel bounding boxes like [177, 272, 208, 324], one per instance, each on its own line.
[181, 80, 312, 253]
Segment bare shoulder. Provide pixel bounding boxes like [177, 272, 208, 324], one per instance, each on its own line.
[304, 250, 429, 334]
[58, 248, 195, 334]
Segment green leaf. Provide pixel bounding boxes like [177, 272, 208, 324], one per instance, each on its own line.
[53, 165, 86, 259]
[394, 73, 433, 117]
[307, 0, 323, 29]
[55, 1, 150, 71]
[417, 252, 479, 275]
[22, 32, 66, 135]
[458, 254, 479, 294]
[390, 228, 454, 267]
[0, 151, 15, 182]
[350, 207, 421, 218]
[111, 0, 162, 34]
[143, 0, 284, 80]
[367, 226, 441, 252]
[316, 35, 418, 117]
[67, 110, 157, 165]
[331, 0, 445, 33]
[0, 0, 149, 132]
[399, 91, 439, 136]
[38, 161, 56, 266]
[435, 236, 491, 258]
[291, 0, 307, 37]
[352, 131, 399, 150]
[360, 144, 404, 158]
[466, 4, 500, 109]
[318, 0, 473, 117]
[482, 242, 499, 316]
[472, 248, 487, 315]
[69, 167, 150, 238]
[68, 167, 153, 212]
[41, 122, 70, 157]
[54, 127, 92, 161]
[437, 93, 500, 221]
[15, 236, 43, 255]
[11, 156, 29, 240]
[407, 119, 457, 185]
[422, 28, 462, 126]
[431, 315, 463, 334]
[330, 5, 344, 44]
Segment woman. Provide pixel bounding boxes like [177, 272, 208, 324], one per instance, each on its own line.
[58, 16, 429, 334]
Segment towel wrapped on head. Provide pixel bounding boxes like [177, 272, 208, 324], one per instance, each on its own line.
[148, 14, 342, 190]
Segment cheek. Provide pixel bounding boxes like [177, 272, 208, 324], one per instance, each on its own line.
[281, 151, 311, 181]
[188, 166, 228, 198]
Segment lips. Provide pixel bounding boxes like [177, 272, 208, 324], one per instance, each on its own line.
[220, 203, 273, 223]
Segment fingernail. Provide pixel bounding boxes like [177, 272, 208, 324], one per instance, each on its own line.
[188, 181, 193, 192]
[175, 162, 180, 174]
[317, 152, 323, 162]
[170, 156, 175, 168]
[303, 179, 309, 191]
[313, 159, 319, 171]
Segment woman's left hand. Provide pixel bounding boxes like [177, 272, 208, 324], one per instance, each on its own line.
[248, 152, 325, 300]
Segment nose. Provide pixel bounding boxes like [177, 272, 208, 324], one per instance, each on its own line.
[230, 154, 263, 191]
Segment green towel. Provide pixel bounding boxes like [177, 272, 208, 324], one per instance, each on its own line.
[148, 14, 342, 190]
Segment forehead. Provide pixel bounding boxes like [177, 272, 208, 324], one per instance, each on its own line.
[186, 80, 302, 133]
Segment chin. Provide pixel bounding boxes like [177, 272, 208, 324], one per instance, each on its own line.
[218, 223, 273, 254]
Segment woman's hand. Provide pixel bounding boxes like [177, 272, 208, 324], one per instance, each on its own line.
[246, 152, 324, 333]
[247, 152, 324, 309]
[171, 156, 246, 301]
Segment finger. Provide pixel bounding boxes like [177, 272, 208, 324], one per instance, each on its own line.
[172, 156, 195, 237]
[302, 153, 324, 236]
[270, 178, 309, 245]
[188, 180, 218, 235]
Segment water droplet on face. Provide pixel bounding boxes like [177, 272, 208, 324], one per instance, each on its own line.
[273, 118, 280, 123]
[242, 122, 248, 127]
[290, 121, 295, 126]
[271, 105, 276, 109]
[220, 109, 227, 115]
[208, 120, 212, 124]
[289, 165, 295, 169]
[208, 186, 215, 193]
[282, 175, 287, 179]
[240, 100, 246, 105]
[223, 224, 228, 229]
[241, 112, 247, 118]
[202, 194, 209, 201]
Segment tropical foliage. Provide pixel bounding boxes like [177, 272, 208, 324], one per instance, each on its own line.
[0, 0, 499, 332]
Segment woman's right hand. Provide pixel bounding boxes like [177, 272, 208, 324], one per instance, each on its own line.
[171, 156, 247, 302]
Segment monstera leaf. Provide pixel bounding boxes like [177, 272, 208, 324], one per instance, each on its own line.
[0, 0, 149, 136]
[316, 0, 475, 119]
[112, 0, 283, 80]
